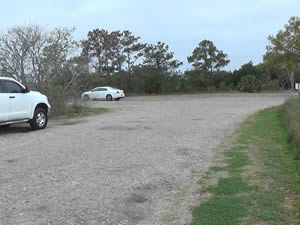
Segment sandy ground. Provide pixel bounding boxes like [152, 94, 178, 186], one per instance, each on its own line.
[0, 93, 288, 225]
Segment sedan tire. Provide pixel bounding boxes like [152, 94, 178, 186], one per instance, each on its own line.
[106, 94, 113, 101]
[83, 95, 89, 101]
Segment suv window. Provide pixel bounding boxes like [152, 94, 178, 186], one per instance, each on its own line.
[3, 80, 22, 93]
[0, 81, 4, 93]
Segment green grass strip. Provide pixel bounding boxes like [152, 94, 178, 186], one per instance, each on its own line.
[191, 106, 300, 225]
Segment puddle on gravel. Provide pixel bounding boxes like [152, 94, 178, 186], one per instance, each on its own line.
[97, 125, 152, 131]
[126, 193, 149, 204]
[123, 208, 147, 223]
[5, 159, 16, 163]
[176, 147, 192, 157]
[125, 120, 147, 124]
[192, 118, 204, 121]
[112, 183, 158, 224]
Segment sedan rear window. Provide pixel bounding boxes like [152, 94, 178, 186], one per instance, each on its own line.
[92, 88, 101, 92]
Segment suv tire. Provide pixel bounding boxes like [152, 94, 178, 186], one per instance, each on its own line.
[30, 107, 48, 130]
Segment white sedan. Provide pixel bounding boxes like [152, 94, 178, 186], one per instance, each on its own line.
[82, 87, 125, 101]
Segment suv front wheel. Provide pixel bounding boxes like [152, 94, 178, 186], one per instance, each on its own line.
[30, 107, 48, 130]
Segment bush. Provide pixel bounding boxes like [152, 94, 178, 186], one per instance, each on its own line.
[213, 71, 233, 91]
[46, 84, 67, 116]
[261, 79, 280, 90]
[237, 75, 262, 92]
[281, 98, 300, 158]
[184, 70, 215, 91]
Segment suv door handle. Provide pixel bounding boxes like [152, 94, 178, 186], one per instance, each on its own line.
[9, 96, 15, 99]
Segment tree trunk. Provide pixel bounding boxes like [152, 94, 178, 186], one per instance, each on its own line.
[289, 70, 295, 90]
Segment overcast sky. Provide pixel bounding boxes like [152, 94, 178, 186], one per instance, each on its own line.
[0, 0, 299, 71]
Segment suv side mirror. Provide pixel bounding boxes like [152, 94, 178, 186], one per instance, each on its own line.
[22, 86, 30, 93]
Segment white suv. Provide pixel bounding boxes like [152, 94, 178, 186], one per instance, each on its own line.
[0, 77, 51, 130]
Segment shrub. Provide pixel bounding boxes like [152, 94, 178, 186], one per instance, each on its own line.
[281, 98, 300, 158]
[261, 80, 280, 90]
[237, 75, 262, 92]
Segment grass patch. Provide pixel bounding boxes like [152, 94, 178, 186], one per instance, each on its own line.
[191, 196, 249, 225]
[210, 166, 226, 172]
[191, 106, 300, 225]
[206, 176, 253, 195]
[225, 150, 249, 172]
[51, 105, 110, 121]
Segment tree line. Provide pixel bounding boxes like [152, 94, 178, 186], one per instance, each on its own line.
[0, 17, 299, 115]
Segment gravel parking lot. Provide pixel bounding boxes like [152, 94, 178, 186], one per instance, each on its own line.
[0, 93, 287, 225]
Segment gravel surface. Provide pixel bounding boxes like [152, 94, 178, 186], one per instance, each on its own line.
[0, 93, 287, 225]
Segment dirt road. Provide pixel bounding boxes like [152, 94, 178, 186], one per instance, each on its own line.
[0, 94, 287, 225]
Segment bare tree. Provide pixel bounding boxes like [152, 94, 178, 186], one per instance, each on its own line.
[0, 25, 83, 115]
[0, 25, 43, 84]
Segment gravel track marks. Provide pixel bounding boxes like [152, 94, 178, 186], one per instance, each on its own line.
[0, 93, 287, 225]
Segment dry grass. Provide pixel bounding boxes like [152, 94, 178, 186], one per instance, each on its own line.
[281, 97, 300, 158]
